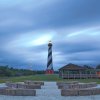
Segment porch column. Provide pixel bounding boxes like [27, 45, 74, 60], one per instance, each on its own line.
[68, 70, 69, 79]
[79, 70, 82, 79]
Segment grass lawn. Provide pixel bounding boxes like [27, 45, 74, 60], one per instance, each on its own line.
[0, 74, 100, 84]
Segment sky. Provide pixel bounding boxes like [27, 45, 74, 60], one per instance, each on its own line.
[0, 0, 100, 70]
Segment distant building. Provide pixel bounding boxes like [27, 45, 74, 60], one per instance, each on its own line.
[96, 69, 100, 78]
[59, 63, 100, 79]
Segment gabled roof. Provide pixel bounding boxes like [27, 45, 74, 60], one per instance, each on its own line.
[59, 63, 85, 70]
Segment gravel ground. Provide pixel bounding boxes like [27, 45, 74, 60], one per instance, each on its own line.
[0, 82, 100, 100]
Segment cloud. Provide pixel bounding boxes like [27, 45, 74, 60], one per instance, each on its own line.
[0, 0, 100, 70]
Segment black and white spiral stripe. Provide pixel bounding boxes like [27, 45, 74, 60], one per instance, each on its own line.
[47, 46, 53, 70]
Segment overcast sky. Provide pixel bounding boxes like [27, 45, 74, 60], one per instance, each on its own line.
[0, 0, 100, 70]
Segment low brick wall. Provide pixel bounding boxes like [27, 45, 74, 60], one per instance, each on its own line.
[24, 81, 44, 85]
[58, 82, 97, 89]
[0, 89, 36, 96]
[61, 89, 78, 96]
[0, 88, 7, 95]
[6, 83, 41, 89]
[56, 81, 79, 86]
[0, 82, 38, 96]
[61, 88, 100, 96]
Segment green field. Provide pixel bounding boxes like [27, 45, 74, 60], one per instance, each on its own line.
[0, 74, 100, 84]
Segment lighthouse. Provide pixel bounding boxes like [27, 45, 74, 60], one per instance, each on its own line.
[46, 41, 54, 74]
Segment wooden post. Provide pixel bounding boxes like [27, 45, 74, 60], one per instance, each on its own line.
[79, 70, 81, 79]
[90, 70, 92, 79]
[68, 70, 69, 79]
[62, 70, 64, 79]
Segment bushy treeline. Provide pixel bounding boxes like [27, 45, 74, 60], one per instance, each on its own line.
[1, 64, 100, 77]
[83, 65, 100, 69]
[0, 66, 36, 77]
[96, 65, 100, 69]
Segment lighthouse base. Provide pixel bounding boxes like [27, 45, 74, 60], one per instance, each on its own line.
[46, 70, 54, 74]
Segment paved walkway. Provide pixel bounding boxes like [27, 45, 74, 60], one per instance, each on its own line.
[37, 82, 61, 96]
[0, 82, 100, 100]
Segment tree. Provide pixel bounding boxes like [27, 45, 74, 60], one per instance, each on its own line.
[96, 65, 100, 69]
[0, 65, 36, 77]
[83, 65, 93, 69]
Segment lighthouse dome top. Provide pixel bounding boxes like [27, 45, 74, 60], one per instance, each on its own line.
[48, 41, 52, 46]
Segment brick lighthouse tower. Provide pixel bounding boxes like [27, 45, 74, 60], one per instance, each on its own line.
[46, 41, 54, 74]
